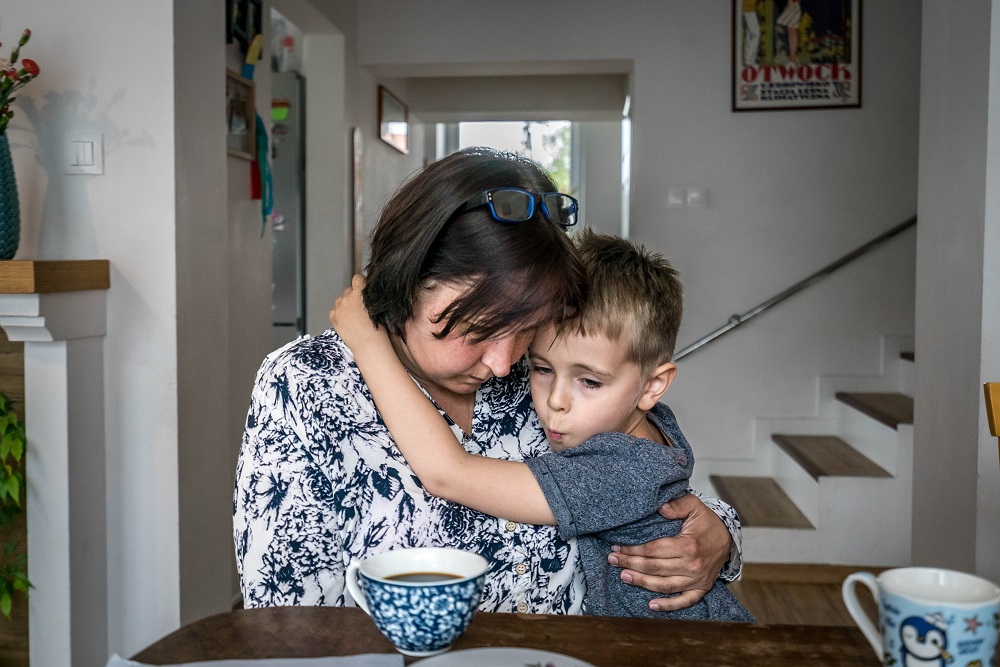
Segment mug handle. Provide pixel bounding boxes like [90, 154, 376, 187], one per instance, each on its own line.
[842, 572, 882, 657]
[345, 559, 371, 616]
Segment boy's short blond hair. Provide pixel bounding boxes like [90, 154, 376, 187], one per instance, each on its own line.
[563, 228, 683, 371]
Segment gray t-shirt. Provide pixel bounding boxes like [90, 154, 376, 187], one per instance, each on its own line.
[524, 403, 754, 621]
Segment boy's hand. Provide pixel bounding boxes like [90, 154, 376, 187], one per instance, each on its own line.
[329, 275, 391, 353]
[607, 493, 731, 611]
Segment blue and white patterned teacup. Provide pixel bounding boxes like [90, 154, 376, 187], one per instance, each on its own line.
[345, 547, 489, 657]
[843, 567, 1000, 666]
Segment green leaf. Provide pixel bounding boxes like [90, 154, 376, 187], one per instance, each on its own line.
[6, 477, 18, 507]
[9, 436, 23, 462]
[0, 591, 10, 619]
[0, 436, 8, 462]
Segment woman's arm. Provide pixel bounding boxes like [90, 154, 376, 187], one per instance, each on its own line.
[330, 276, 555, 525]
[608, 493, 738, 611]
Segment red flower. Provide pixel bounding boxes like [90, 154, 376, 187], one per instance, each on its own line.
[20, 60, 38, 77]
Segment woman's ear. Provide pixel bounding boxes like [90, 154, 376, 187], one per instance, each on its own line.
[637, 362, 677, 411]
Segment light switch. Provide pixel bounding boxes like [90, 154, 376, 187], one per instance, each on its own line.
[668, 186, 708, 208]
[66, 134, 104, 175]
[667, 188, 687, 208]
[686, 188, 707, 208]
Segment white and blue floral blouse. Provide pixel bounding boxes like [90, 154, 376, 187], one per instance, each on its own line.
[234, 329, 742, 614]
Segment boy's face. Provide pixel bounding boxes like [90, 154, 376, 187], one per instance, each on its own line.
[528, 325, 654, 452]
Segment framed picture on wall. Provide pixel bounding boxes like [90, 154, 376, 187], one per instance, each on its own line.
[226, 0, 263, 55]
[378, 86, 409, 154]
[733, 0, 861, 111]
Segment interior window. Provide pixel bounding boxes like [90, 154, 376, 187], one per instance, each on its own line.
[456, 121, 574, 194]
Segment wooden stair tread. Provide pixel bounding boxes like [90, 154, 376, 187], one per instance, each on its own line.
[772, 434, 891, 480]
[835, 392, 913, 429]
[709, 475, 814, 529]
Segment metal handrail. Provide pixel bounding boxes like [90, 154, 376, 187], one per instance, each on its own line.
[674, 216, 917, 361]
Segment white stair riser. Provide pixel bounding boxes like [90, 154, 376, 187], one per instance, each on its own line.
[835, 401, 901, 475]
[898, 357, 915, 396]
[743, 426, 913, 565]
[772, 444, 820, 526]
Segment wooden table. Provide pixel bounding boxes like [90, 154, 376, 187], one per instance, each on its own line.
[132, 606, 879, 666]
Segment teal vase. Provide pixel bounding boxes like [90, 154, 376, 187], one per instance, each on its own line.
[0, 133, 21, 260]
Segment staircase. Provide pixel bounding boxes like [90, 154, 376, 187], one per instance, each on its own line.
[708, 336, 915, 566]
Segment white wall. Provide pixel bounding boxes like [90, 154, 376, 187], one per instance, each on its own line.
[178, 0, 275, 637]
[302, 0, 426, 331]
[301, 33, 350, 334]
[981, 0, 1000, 586]
[405, 74, 629, 123]
[578, 121, 625, 239]
[6, 0, 183, 655]
[353, 0, 920, 458]
[7, 0, 278, 657]
[914, 0, 1000, 583]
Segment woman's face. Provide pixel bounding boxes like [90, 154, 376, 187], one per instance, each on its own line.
[396, 282, 535, 396]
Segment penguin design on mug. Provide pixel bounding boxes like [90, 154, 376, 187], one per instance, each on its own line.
[900, 614, 954, 666]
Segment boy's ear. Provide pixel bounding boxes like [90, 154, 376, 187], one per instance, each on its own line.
[637, 362, 677, 411]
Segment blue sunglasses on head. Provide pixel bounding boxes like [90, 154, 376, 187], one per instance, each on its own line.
[458, 187, 579, 229]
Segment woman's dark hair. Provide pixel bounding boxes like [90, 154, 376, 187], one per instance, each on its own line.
[363, 147, 585, 341]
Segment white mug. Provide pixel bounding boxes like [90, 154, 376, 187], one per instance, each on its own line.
[842, 567, 1000, 666]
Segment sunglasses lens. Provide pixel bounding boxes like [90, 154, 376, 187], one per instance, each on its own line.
[489, 189, 533, 222]
[543, 194, 579, 228]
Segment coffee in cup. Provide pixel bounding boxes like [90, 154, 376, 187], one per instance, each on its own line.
[842, 566, 1000, 666]
[345, 546, 489, 657]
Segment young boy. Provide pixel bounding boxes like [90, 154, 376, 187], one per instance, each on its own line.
[333, 229, 753, 621]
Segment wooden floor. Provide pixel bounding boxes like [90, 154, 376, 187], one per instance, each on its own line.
[731, 563, 886, 626]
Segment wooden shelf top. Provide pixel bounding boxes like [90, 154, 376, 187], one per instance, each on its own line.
[0, 260, 110, 294]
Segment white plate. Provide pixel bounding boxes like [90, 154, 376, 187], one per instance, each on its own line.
[411, 647, 596, 667]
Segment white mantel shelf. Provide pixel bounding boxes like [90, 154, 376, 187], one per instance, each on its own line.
[0, 259, 110, 667]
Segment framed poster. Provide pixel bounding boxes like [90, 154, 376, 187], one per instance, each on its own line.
[733, 0, 861, 111]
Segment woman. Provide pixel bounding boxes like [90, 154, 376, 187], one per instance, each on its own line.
[234, 148, 741, 614]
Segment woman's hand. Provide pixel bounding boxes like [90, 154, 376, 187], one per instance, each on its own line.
[607, 493, 732, 612]
[329, 274, 390, 354]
